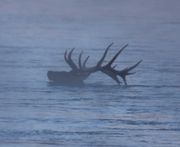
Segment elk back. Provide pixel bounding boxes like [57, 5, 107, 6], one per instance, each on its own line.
[47, 71, 84, 84]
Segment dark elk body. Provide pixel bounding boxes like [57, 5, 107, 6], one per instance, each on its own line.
[47, 71, 90, 84]
[47, 43, 142, 85]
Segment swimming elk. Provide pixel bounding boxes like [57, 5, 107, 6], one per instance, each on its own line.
[47, 43, 142, 85]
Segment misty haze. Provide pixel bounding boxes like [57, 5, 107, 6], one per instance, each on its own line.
[0, 0, 180, 146]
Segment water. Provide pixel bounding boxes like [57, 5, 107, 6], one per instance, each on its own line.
[0, 0, 180, 146]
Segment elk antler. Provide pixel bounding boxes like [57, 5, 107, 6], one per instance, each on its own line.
[56, 43, 142, 85]
[101, 44, 142, 85]
[79, 42, 114, 73]
[64, 48, 78, 71]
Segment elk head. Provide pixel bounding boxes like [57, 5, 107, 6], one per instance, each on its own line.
[47, 43, 142, 85]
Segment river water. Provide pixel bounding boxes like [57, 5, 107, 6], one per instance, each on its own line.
[0, 0, 180, 146]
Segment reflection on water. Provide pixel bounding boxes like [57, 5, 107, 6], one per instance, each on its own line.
[0, 0, 180, 146]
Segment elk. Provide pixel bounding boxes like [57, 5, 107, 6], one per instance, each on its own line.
[47, 43, 142, 85]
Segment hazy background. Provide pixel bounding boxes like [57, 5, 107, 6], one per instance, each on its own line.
[0, 0, 180, 146]
[1, 0, 180, 47]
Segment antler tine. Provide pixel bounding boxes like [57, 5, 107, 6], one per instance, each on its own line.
[67, 48, 78, 71]
[83, 56, 89, 68]
[78, 51, 83, 70]
[64, 50, 74, 69]
[126, 60, 142, 72]
[118, 60, 142, 75]
[64, 50, 68, 63]
[96, 42, 114, 67]
[117, 60, 143, 85]
[106, 44, 128, 67]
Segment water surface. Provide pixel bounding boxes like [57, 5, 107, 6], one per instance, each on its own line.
[0, 0, 180, 146]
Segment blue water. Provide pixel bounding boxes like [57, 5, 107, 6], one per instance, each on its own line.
[0, 0, 180, 146]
